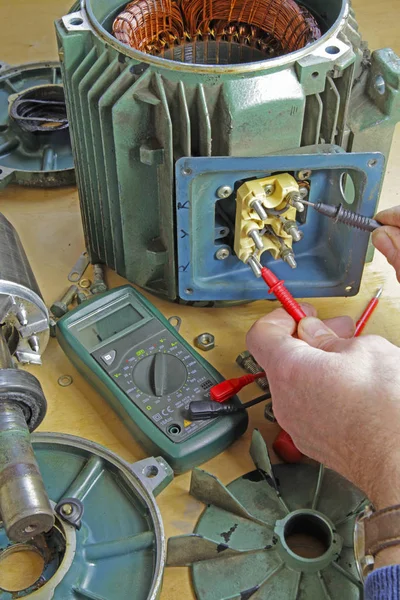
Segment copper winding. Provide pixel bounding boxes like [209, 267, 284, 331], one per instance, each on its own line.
[113, 0, 322, 59]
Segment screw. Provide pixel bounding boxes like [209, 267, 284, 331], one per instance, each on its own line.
[297, 170, 312, 181]
[287, 191, 305, 213]
[50, 285, 78, 318]
[61, 503, 73, 516]
[215, 248, 230, 261]
[90, 264, 107, 295]
[216, 185, 233, 199]
[248, 229, 264, 251]
[264, 184, 275, 196]
[28, 336, 40, 353]
[250, 200, 268, 221]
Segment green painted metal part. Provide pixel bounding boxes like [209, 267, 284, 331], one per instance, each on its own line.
[0, 433, 173, 599]
[167, 431, 369, 599]
[55, 1, 400, 302]
[0, 62, 75, 189]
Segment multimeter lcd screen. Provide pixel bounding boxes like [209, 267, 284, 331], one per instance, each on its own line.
[78, 305, 143, 347]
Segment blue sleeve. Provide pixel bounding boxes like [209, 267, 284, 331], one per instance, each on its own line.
[365, 566, 400, 600]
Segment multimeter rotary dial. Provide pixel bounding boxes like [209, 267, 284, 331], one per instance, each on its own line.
[132, 352, 187, 397]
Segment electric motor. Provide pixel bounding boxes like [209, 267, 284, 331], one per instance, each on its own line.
[56, 0, 400, 303]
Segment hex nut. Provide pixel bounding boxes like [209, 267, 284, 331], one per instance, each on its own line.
[195, 333, 215, 351]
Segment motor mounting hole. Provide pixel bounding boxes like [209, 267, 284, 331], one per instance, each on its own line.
[143, 465, 159, 478]
[0, 545, 45, 592]
[70, 17, 84, 26]
[284, 513, 332, 559]
[325, 45, 340, 55]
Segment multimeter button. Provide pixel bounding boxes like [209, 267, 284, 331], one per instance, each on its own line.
[101, 350, 116, 366]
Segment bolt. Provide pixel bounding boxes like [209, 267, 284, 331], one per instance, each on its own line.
[283, 220, 303, 243]
[90, 264, 107, 295]
[250, 200, 268, 221]
[61, 503, 73, 516]
[215, 248, 230, 261]
[287, 191, 305, 213]
[28, 336, 40, 353]
[49, 317, 58, 338]
[248, 229, 264, 251]
[16, 307, 28, 327]
[50, 285, 78, 318]
[264, 184, 275, 196]
[77, 291, 88, 304]
[247, 256, 262, 278]
[216, 185, 233, 199]
[280, 247, 297, 269]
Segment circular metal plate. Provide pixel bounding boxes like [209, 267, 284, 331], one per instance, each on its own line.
[0, 433, 166, 599]
[0, 62, 75, 188]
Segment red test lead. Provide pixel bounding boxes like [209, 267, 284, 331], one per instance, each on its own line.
[247, 255, 307, 323]
[355, 287, 383, 337]
[210, 372, 265, 403]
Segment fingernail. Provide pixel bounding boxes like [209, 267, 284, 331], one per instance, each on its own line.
[300, 317, 336, 339]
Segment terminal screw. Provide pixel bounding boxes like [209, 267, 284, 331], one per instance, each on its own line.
[250, 200, 268, 221]
[283, 220, 303, 243]
[287, 191, 305, 213]
[280, 247, 297, 269]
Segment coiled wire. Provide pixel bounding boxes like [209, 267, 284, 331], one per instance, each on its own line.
[113, 0, 322, 62]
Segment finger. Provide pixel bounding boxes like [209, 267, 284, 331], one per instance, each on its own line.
[372, 227, 400, 282]
[247, 308, 312, 371]
[323, 315, 355, 339]
[375, 206, 400, 228]
[248, 303, 316, 337]
[298, 317, 351, 352]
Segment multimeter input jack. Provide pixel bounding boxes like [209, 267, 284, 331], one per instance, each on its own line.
[168, 424, 182, 435]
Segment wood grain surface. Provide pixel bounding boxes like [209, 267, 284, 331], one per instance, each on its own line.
[0, 1, 399, 597]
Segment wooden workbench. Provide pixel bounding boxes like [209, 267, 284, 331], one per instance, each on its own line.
[0, 1, 399, 597]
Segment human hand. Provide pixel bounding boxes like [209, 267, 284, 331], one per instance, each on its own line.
[372, 206, 400, 282]
[247, 306, 400, 511]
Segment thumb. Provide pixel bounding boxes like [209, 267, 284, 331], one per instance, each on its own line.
[298, 317, 348, 351]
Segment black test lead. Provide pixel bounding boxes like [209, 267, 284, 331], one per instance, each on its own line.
[301, 199, 382, 233]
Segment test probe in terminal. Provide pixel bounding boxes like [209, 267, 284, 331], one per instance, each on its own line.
[301, 199, 382, 232]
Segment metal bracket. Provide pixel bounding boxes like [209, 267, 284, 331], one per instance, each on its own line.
[130, 457, 173, 497]
[55, 497, 84, 530]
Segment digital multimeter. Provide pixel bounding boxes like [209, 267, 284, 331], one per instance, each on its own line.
[57, 285, 248, 473]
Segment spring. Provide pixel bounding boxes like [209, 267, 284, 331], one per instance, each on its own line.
[113, 0, 322, 62]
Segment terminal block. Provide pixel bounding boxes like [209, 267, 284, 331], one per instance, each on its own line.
[234, 173, 304, 268]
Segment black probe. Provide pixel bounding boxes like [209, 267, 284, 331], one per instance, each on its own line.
[301, 199, 382, 233]
[188, 393, 271, 421]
